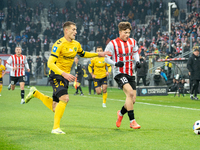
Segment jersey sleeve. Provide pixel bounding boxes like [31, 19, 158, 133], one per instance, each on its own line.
[104, 42, 116, 66]
[77, 42, 98, 58]
[24, 56, 30, 70]
[3, 65, 5, 71]
[88, 59, 94, 73]
[133, 43, 139, 62]
[51, 42, 62, 57]
[48, 43, 64, 75]
[106, 63, 112, 73]
[6, 56, 13, 69]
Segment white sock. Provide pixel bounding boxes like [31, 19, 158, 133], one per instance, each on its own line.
[119, 111, 123, 116]
[130, 119, 135, 123]
[190, 94, 193, 97]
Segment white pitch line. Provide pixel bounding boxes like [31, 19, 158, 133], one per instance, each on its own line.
[81, 95, 200, 111]
[21, 87, 200, 111]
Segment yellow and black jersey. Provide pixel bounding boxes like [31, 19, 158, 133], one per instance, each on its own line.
[0, 64, 5, 78]
[48, 37, 98, 75]
[88, 57, 111, 79]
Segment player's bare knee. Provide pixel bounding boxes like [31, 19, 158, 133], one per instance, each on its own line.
[63, 97, 69, 103]
[132, 95, 136, 103]
[97, 92, 101, 95]
[128, 90, 134, 98]
[103, 89, 107, 93]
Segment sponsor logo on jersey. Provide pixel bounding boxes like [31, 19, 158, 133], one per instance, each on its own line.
[53, 46, 58, 52]
[69, 48, 73, 51]
[117, 52, 133, 57]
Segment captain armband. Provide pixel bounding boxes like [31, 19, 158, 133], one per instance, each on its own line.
[77, 50, 85, 57]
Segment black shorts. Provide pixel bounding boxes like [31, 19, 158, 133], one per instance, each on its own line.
[93, 77, 107, 88]
[49, 74, 69, 103]
[10, 76, 25, 85]
[0, 78, 2, 83]
[114, 73, 136, 90]
[77, 76, 82, 83]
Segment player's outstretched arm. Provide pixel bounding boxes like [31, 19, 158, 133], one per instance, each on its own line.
[98, 51, 112, 57]
[80, 51, 112, 58]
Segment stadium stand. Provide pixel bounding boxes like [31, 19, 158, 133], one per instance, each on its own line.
[0, 0, 199, 86]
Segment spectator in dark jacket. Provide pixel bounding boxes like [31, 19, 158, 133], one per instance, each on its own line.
[136, 55, 148, 86]
[28, 56, 33, 75]
[43, 27, 51, 38]
[1, 31, 8, 47]
[180, 9, 186, 23]
[187, 46, 200, 100]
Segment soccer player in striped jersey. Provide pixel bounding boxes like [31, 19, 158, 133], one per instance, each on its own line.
[0, 58, 6, 96]
[6, 47, 30, 104]
[88, 46, 112, 107]
[24, 21, 111, 134]
[105, 22, 141, 129]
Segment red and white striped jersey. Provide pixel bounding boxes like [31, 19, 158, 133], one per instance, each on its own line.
[105, 37, 139, 77]
[6, 54, 29, 77]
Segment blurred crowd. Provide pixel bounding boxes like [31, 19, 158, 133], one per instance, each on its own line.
[0, 0, 199, 76]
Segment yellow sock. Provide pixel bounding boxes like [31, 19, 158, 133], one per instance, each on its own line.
[0, 84, 2, 93]
[103, 92, 107, 104]
[33, 90, 53, 111]
[53, 101, 67, 129]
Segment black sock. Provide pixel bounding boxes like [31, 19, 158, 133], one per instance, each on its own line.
[21, 90, 24, 99]
[76, 87, 78, 93]
[79, 86, 83, 93]
[121, 106, 127, 115]
[127, 110, 135, 121]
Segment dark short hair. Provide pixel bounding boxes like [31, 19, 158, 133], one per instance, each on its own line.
[96, 46, 103, 49]
[96, 46, 103, 52]
[118, 22, 132, 31]
[62, 21, 76, 31]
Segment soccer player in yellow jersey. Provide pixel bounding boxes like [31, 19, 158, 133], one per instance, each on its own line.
[0, 58, 6, 96]
[24, 21, 111, 134]
[88, 46, 112, 107]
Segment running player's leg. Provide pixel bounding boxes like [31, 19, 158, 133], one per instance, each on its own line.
[19, 81, 25, 104]
[11, 77, 17, 90]
[102, 83, 108, 107]
[123, 79, 140, 129]
[25, 75, 57, 111]
[52, 92, 68, 134]
[25, 86, 54, 111]
[94, 79, 101, 94]
[0, 78, 3, 95]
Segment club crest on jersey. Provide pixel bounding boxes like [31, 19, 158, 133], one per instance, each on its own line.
[53, 46, 57, 52]
[74, 47, 77, 52]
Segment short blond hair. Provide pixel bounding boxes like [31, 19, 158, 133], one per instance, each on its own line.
[62, 21, 76, 31]
[118, 22, 132, 31]
[15, 46, 22, 50]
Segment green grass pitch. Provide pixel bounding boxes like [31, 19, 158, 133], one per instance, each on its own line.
[0, 85, 200, 150]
